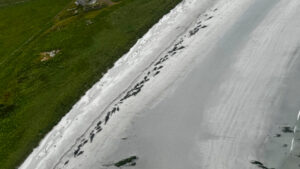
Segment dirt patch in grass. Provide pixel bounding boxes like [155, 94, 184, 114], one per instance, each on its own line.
[40, 50, 61, 62]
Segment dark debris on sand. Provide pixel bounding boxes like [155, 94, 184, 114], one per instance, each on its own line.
[250, 160, 275, 169]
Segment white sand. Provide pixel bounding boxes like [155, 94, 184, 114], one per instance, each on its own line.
[20, 0, 300, 169]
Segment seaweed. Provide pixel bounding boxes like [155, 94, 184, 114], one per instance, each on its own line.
[250, 160, 275, 169]
[64, 160, 69, 165]
[114, 156, 138, 167]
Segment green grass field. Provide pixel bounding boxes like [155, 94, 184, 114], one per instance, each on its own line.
[0, 0, 181, 168]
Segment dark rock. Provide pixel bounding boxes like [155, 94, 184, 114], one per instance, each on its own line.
[189, 27, 200, 36]
[281, 126, 294, 133]
[105, 113, 110, 124]
[206, 16, 213, 20]
[275, 134, 281, 137]
[157, 65, 163, 70]
[77, 151, 84, 156]
[177, 46, 185, 50]
[90, 132, 95, 142]
[154, 71, 160, 76]
[251, 161, 263, 166]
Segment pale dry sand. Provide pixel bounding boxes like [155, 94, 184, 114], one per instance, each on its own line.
[20, 0, 300, 168]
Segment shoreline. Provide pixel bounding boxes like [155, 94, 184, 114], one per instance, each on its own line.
[19, 0, 300, 168]
[19, 0, 219, 168]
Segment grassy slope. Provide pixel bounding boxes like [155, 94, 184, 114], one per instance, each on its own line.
[0, 0, 181, 168]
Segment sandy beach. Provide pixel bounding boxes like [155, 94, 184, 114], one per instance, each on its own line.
[20, 0, 300, 168]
